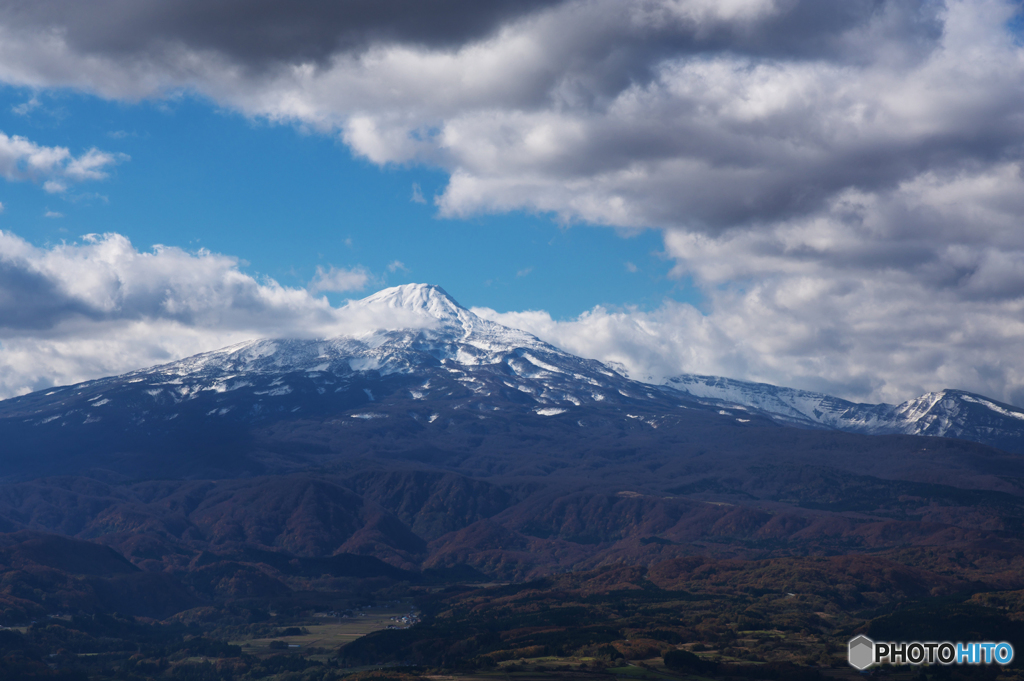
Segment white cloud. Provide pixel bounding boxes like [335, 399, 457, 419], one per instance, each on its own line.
[0, 131, 125, 191]
[11, 96, 40, 116]
[473, 303, 737, 391]
[475, 163, 1024, 406]
[64, 147, 126, 181]
[0, 132, 69, 179]
[1, 2, 1011, 232]
[0, 231, 427, 398]
[387, 260, 409, 273]
[410, 182, 426, 204]
[43, 210, 63, 218]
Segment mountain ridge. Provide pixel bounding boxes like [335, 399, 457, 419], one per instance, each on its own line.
[660, 373, 1024, 455]
[1, 282, 1023, 468]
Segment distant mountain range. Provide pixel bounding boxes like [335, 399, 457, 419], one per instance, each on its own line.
[660, 374, 1024, 456]
[0, 284, 1022, 584]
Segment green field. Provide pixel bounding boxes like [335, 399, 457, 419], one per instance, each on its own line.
[231, 605, 417, 655]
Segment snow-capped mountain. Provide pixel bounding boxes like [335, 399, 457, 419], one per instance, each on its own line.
[52, 283, 680, 420]
[125, 283, 562, 390]
[0, 284, 724, 480]
[2, 283, 1024, 484]
[661, 374, 1024, 454]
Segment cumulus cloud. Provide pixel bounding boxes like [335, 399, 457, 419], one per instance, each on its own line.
[0, 0, 1023, 404]
[472, 156, 1024, 406]
[473, 303, 729, 386]
[0, 131, 124, 191]
[0, 232, 427, 398]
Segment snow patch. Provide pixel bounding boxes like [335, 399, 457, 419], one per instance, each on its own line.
[349, 357, 382, 372]
[523, 353, 564, 374]
[254, 386, 292, 396]
[959, 394, 1024, 421]
[535, 408, 567, 416]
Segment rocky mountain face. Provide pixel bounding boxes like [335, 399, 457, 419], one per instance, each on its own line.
[0, 283, 1022, 587]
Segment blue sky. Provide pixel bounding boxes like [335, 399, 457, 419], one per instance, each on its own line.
[0, 0, 1023, 408]
[0, 86, 692, 318]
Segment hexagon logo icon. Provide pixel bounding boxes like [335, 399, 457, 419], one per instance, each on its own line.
[848, 635, 875, 670]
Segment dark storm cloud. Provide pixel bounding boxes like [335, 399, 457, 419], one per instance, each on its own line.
[0, 0, 567, 67]
[0, 1, 943, 82]
[0, 259, 89, 331]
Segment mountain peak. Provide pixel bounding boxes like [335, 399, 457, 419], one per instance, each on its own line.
[359, 284, 466, 325]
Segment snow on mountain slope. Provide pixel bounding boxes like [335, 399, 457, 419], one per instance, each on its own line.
[661, 374, 887, 430]
[4, 283, 1024, 460]
[661, 374, 1024, 454]
[152, 284, 550, 379]
[1, 285, 694, 434]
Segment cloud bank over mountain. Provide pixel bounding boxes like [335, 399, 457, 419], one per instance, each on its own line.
[0, 0, 1022, 405]
[0, 232, 437, 397]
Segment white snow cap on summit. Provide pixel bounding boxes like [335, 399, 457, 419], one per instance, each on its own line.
[349, 283, 541, 349]
[132, 283, 558, 380]
[331, 283, 457, 336]
[358, 284, 465, 323]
